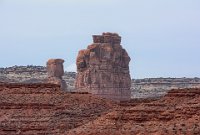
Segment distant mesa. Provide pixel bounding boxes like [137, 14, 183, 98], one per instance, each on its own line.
[75, 32, 131, 101]
[46, 59, 67, 91]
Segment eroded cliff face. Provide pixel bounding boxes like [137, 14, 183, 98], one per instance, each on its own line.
[75, 33, 131, 101]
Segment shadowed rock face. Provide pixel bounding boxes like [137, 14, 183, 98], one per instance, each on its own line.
[75, 33, 131, 101]
[47, 59, 67, 91]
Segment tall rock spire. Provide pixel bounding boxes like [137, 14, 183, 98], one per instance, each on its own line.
[75, 33, 131, 101]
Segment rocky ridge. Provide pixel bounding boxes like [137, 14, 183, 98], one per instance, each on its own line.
[0, 83, 115, 135]
[132, 78, 200, 98]
[1, 66, 200, 98]
[0, 66, 76, 91]
[0, 83, 200, 134]
[67, 88, 200, 135]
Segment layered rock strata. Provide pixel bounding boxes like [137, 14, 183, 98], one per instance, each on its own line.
[1, 66, 200, 98]
[75, 33, 131, 101]
[67, 88, 200, 135]
[47, 59, 67, 91]
[132, 78, 200, 98]
[0, 83, 115, 135]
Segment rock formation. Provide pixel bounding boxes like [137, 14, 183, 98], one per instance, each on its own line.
[132, 78, 200, 99]
[0, 83, 115, 135]
[0, 66, 76, 90]
[75, 32, 131, 101]
[1, 66, 200, 98]
[46, 59, 67, 91]
[67, 88, 200, 135]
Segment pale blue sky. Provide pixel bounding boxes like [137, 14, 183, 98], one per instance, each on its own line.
[0, 0, 200, 78]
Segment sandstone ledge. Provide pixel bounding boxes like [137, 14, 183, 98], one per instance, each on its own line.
[67, 88, 200, 135]
[0, 83, 116, 135]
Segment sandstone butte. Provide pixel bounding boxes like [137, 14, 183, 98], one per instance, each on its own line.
[0, 83, 200, 134]
[46, 59, 67, 91]
[75, 32, 131, 101]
